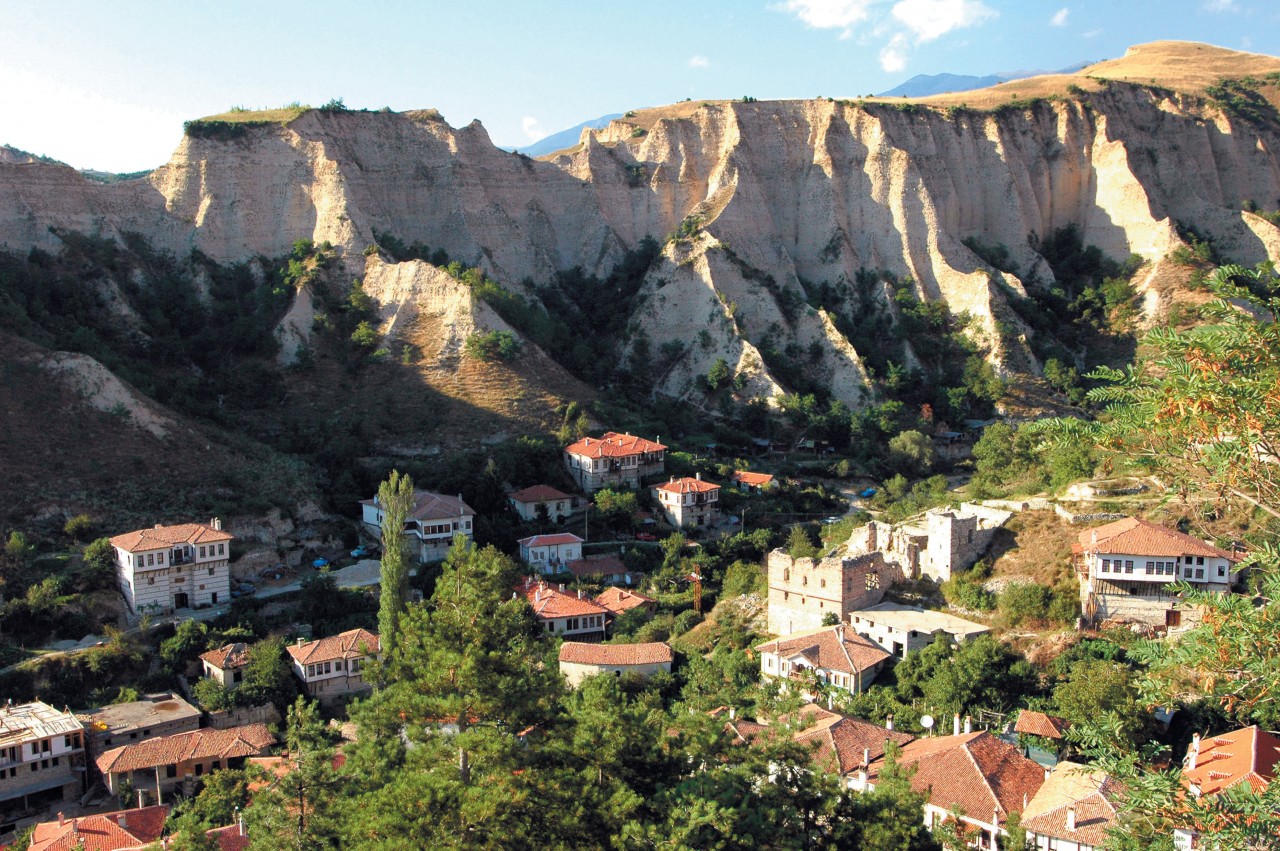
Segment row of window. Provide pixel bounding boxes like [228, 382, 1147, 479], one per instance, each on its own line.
[132, 544, 225, 569]
[305, 658, 364, 678]
[546, 615, 604, 632]
[145, 566, 218, 586]
[1100, 559, 1223, 580]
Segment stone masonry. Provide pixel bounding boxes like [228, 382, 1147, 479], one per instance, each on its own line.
[767, 549, 900, 636]
[845, 503, 1011, 583]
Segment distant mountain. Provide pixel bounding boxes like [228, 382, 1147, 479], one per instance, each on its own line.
[0, 144, 151, 182]
[515, 114, 623, 157]
[878, 61, 1092, 98]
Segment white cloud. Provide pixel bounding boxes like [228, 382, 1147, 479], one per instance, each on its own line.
[1202, 0, 1239, 11]
[688, 55, 710, 68]
[891, 0, 996, 42]
[777, 0, 877, 37]
[1051, 7, 1069, 26]
[521, 116, 543, 141]
[880, 33, 909, 72]
[1083, 28, 1103, 38]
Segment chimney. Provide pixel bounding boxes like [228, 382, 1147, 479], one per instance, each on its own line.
[953, 713, 961, 737]
[57, 812, 65, 827]
[1188, 733, 1201, 770]
[458, 495, 463, 517]
[1066, 807, 1077, 831]
[729, 707, 736, 720]
[964, 715, 972, 734]
[120, 810, 128, 829]
[885, 714, 893, 731]
[696, 472, 701, 481]
[212, 517, 221, 531]
[863, 747, 870, 767]
[296, 637, 305, 646]
[992, 808, 999, 829]
[559, 583, 565, 592]
[155, 524, 162, 529]
[238, 806, 245, 836]
[827, 693, 834, 710]
[577, 590, 584, 600]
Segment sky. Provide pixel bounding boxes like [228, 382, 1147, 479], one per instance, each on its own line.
[1, 0, 1278, 173]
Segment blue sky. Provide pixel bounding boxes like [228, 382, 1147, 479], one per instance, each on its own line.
[1, 0, 1277, 172]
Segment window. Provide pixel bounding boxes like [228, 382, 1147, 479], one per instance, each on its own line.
[195, 763, 204, 777]
[1101, 559, 1111, 571]
[783, 569, 790, 582]
[1218, 566, 1226, 577]
[147, 554, 155, 566]
[51, 757, 58, 767]
[1197, 556, 1205, 565]
[323, 662, 331, 674]
[64, 736, 71, 749]
[783, 592, 789, 601]
[336, 660, 344, 671]
[1145, 561, 1154, 574]
[212, 761, 221, 771]
[1195, 568, 1204, 579]
[148, 577, 155, 585]
[802, 576, 807, 586]
[208, 567, 215, 576]
[307, 665, 315, 678]
[820, 578, 826, 588]
[199, 546, 206, 557]
[157, 552, 164, 564]
[1124, 561, 1134, 574]
[167, 764, 177, 778]
[40, 739, 49, 753]
[218, 544, 225, 555]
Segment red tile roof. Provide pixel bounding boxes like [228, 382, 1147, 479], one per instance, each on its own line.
[287, 629, 380, 665]
[1185, 725, 1280, 797]
[205, 824, 251, 851]
[569, 554, 629, 580]
[558, 641, 673, 666]
[732, 470, 775, 487]
[655, 476, 720, 494]
[1077, 517, 1237, 561]
[509, 485, 572, 503]
[755, 626, 891, 677]
[1021, 762, 1119, 847]
[110, 522, 233, 554]
[564, 432, 666, 459]
[871, 731, 1046, 823]
[200, 642, 250, 671]
[360, 490, 474, 522]
[28, 805, 169, 851]
[518, 533, 584, 548]
[594, 586, 655, 614]
[95, 724, 275, 775]
[1015, 710, 1071, 740]
[791, 705, 915, 776]
[518, 578, 609, 620]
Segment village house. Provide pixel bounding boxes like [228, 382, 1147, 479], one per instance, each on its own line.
[1014, 710, 1072, 743]
[1173, 725, 1280, 849]
[568, 554, 635, 585]
[508, 485, 575, 522]
[109, 519, 233, 614]
[199, 643, 250, 688]
[848, 602, 990, 659]
[1021, 762, 1120, 851]
[518, 533, 584, 573]
[359, 490, 475, 563]
[652, 475, 721, 529]
[730, 470, 776, 493]
[594, 586, 657, 619]
[79, 693, 201, 769]
[27, 804, 170, 851]
[95, 723, 274, 799]
[518, 578, 608, 641]
[846, 504, 1011, 583]
[287, 629, 380, 705]
[756, 625, 892, 695]
[563, 432, 666, 494]
[853, 721, 1046, 851]
[557, 641, 673, 687]
[1074, 517, 1242, 628]
[0, 701, 87, 820]
[767, 546, 897, 636]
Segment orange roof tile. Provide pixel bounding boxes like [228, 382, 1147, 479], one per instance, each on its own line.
[655, 476, 720, 494]
[360, 490, 474, 522]
[564, 432, 666, 459]
[594, 586, 655, 614]
[29, 805, 169, 851]
[200, 642, 250, 671]
[1015, 710, 1071, 740]
[1021, 762, 1119, 847]
[756, 626, 891, 677]
[518, 578, 609, 620]
[558, 641, 673, 666]
[95, 724, 274, 775]
[871, 731, 1045, 822]
[287, 629, 380, 665]
[1185, 725, 1280, 797]
[569, 554, 630, 580]
[509, 485, 572, 503]
[206, 824, 251, 851]
[1078, 517, 1237, 561]
[518, 533, 584, 548]
[791, 705, 915, 776]
[110, 522, 233, 554]
[731, 470, 775, 487]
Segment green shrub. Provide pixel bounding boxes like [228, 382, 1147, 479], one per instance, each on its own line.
[997, 582, 1051, 627]
[941, 573, 996, 612]
[463, 330, 521, 361]
[722, 560, 766, 598]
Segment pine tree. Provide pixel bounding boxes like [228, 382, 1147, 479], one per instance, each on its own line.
[377, 470, 415, 657]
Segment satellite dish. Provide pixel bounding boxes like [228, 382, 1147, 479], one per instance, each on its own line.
[920, 714, 935, 730]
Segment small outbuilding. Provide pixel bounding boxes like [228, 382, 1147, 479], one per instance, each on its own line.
[557, 641, 673, 687]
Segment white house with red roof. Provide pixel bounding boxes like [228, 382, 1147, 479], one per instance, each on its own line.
[1022, 762, 1120, 851]
[287, 629, 381, 705]
[1174, 725, 1280, 849]
[518, 533, 584, 573]
[359, 490, 475, 563]
[110, 519, 233, 614]
[1075, 517, 1241, 627]
[95, 723, 274, 797]
[563, 432, 666, 493]
[557, 641, 673, 687]
[756, 624, 892, 695]
[27, 804, 170, 851]
[518, 578, 608, 640]
[508, 485, 575, 522]
[652, 475, 721, 529]
[199, 643, 251, 688]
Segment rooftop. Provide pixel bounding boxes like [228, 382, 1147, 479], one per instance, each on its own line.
[1020, 762, 1119, 846]
[564, 432, 666, 459]
[568, 554, 629, 580]
[518, 533, 584, 548]
[731, 470, 775, 487]
[200, 643, 251, 671]
[0, 701, 83, 747]
[28, 804, 169, 851]
[287, 629, 380, 665]
[1014, 709, 1071, 740]
[654, 476, 719, 494]
[509, 485, 572, 503]
[80, 693, 200, 735]
[96, 723, 275, 775]
[1185, 725, 1280, 797]
[594, 585, 655, 614]
[519, 578, 609, 620]
[360, 490, 475, 522]
[1077, 517, 1237, 561]
[558, 641, 673, 666]
[109, 521, 233, 554]
[791, 705, 915, 776]
[851, 602, 991, 637]
[755, 625, 891, 676]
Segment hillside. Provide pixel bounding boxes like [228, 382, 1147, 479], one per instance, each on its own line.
[0, 40, 1278, 524]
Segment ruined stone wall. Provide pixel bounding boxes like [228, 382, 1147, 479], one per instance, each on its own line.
[766, 549, 899, 635]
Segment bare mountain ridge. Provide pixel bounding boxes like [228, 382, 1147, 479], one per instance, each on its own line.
[1, 41, 1279, 413]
